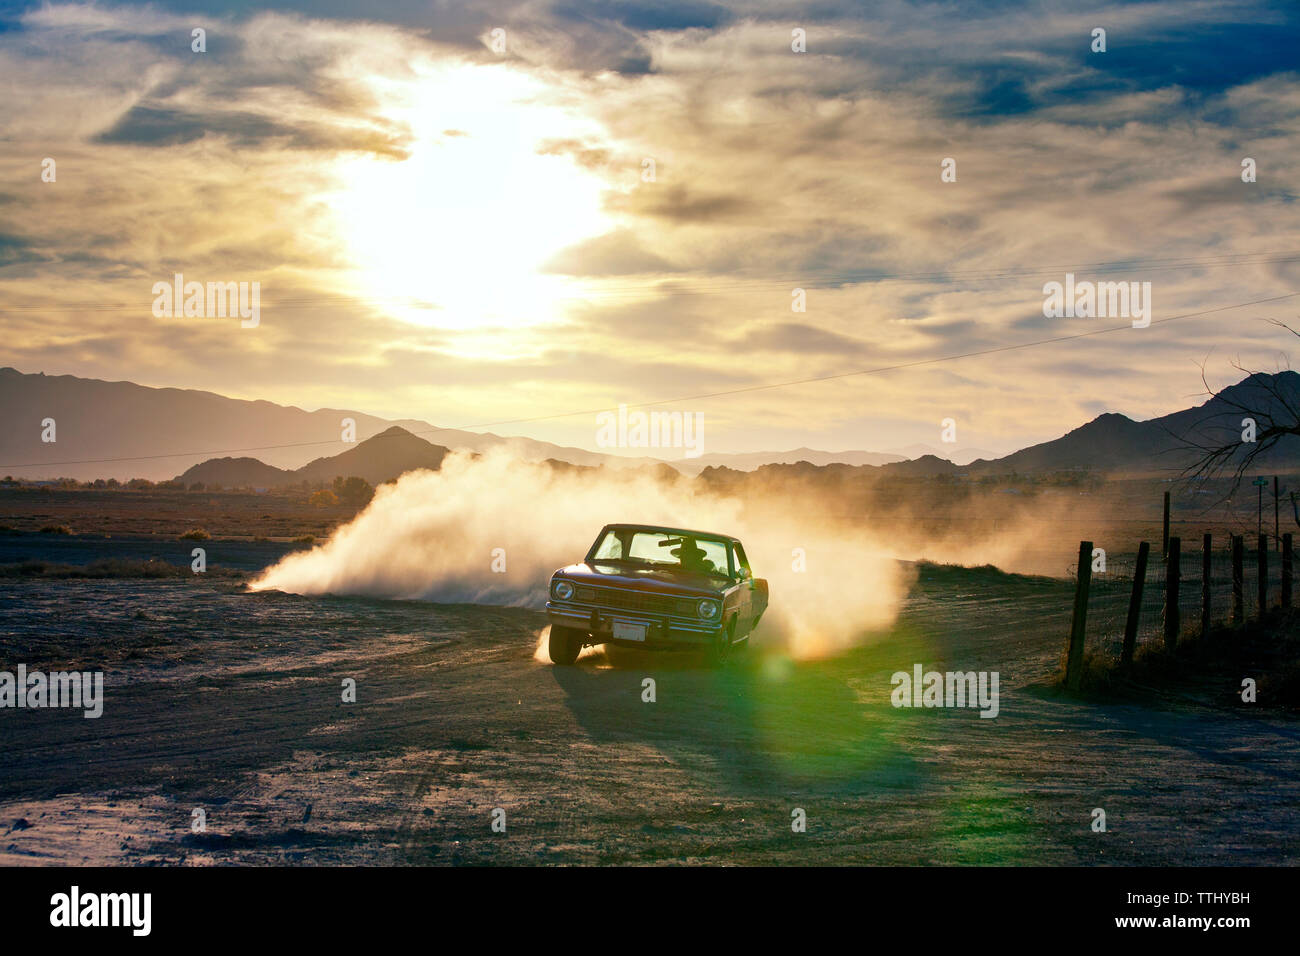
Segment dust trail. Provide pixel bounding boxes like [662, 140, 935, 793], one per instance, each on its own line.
[251, 450, 913, 659]
[531, 625, 603, 664]
[532, 626, 551, 663]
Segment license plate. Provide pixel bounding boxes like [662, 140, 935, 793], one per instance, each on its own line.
[612, 622, 646, 642]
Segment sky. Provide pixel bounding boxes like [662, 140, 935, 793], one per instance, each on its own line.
[1, 0, 1299, 461]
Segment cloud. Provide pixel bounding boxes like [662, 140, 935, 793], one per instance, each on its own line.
[0, 232, 45, 267]
[611, 183, 759, 222]
[541, 229, 680, 275]
[94, 104, 410, 156]
[535, 136, 614, 170]
[1, 0, 1299, 461]
[552, 0, 733, 33]
[743, 321, 868, 355]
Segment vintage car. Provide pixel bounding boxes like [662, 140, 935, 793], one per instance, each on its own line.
[545, 523, 769, 665]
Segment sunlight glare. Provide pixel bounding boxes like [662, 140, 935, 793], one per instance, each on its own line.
[331, 60, 610, 331]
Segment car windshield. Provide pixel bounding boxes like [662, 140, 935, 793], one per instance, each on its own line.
[590, 529, 731, 576]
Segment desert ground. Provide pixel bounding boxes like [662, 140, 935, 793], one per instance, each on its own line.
[1, 493, 1297, 864]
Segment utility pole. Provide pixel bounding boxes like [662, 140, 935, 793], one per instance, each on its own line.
[1275, 475, 1281, 551]
[1254, 477, 1268, 539]
[1162, 490, 1170, 557]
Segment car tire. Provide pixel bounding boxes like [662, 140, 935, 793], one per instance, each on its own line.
[548, 625, 584, 665]
[707, 619, 735, 667]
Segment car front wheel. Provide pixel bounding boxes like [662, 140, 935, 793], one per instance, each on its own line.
[548, 625, 585, 665]
[707, 619, 735, 667]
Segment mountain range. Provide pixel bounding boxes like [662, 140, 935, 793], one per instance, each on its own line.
[0, 367, 657, 482]
[1, 366, 1296, 484]
[671, 447, 907, 475]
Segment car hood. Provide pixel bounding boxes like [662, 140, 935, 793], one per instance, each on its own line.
[554, 562, 729, 596]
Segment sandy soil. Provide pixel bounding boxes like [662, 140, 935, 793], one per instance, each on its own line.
[1, 553, 1296, 866]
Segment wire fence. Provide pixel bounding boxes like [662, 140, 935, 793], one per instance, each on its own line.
[1068, 535, 1294, 671]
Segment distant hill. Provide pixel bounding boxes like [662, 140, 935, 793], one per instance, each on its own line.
[699, 373, 1300, 484]
[176, 457, 295, 488]
[672, 446, 905, 475]
[295, 426, 448, 486]
[887, 443, 1000, 466]
[0, 367, 662, 481]
[880, 454, 960, 477]
[970, 371, 1300, 476]
[175, 426, 449, 488]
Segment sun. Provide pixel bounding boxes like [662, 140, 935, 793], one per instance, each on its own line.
[330, 59, 612, 331]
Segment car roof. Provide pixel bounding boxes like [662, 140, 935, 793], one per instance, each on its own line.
[600, 523, 741, 544]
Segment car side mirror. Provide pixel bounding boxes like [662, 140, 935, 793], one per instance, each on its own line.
[737, 567, 752, 581]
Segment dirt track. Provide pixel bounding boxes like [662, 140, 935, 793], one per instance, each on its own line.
[1, 560, 1298, 865]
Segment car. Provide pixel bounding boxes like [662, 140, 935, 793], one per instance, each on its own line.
[545, 523, 769, 665]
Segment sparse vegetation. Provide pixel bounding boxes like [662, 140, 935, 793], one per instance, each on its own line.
[309, 489, 340, 508]
[333, 475, 373, 507]
[179, 528, 211, 541]
[0, 558, 244, 579]
[1058, 608, 1300, 711]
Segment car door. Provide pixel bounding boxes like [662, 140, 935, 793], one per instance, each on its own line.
[731, 542, 756, 634]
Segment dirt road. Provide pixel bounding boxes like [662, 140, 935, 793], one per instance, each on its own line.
[1, 559, 1297, 865]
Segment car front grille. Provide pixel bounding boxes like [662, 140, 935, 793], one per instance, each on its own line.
[582, 586, 695, 618]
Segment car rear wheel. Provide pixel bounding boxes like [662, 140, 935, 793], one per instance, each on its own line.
[548, 625, 585, 665]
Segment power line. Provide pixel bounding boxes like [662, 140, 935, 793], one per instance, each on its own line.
[4, 289, 1296, 470]
[2, 250, 1298, 313]
[448, 292, 1300, 429]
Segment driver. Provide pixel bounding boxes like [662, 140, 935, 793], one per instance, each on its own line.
[672, 539, 717, 574]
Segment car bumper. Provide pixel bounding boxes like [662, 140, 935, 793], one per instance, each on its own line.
[546, 602, 721, 648]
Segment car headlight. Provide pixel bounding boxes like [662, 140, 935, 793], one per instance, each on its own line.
[697, 599, 720, 620]
[552, 580, 575, 601]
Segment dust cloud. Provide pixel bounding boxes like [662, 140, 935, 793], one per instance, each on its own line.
[251, 450, 1119, 658]
[251, 450, 917, 659]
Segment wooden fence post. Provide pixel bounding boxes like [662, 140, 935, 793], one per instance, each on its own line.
[1232, 535, 1244, 625]
[1201, 533, 1212, 636]
[1165, 536, 1181, 648]
[1162, 491, 1171, 556]
[1066, 540, 1093, 691]
[1284, 532, 1293, 609]
[1258, 533, 1269, 619]
[1275, 476, 1281, 552]
[1122, 541, 1150, 667]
